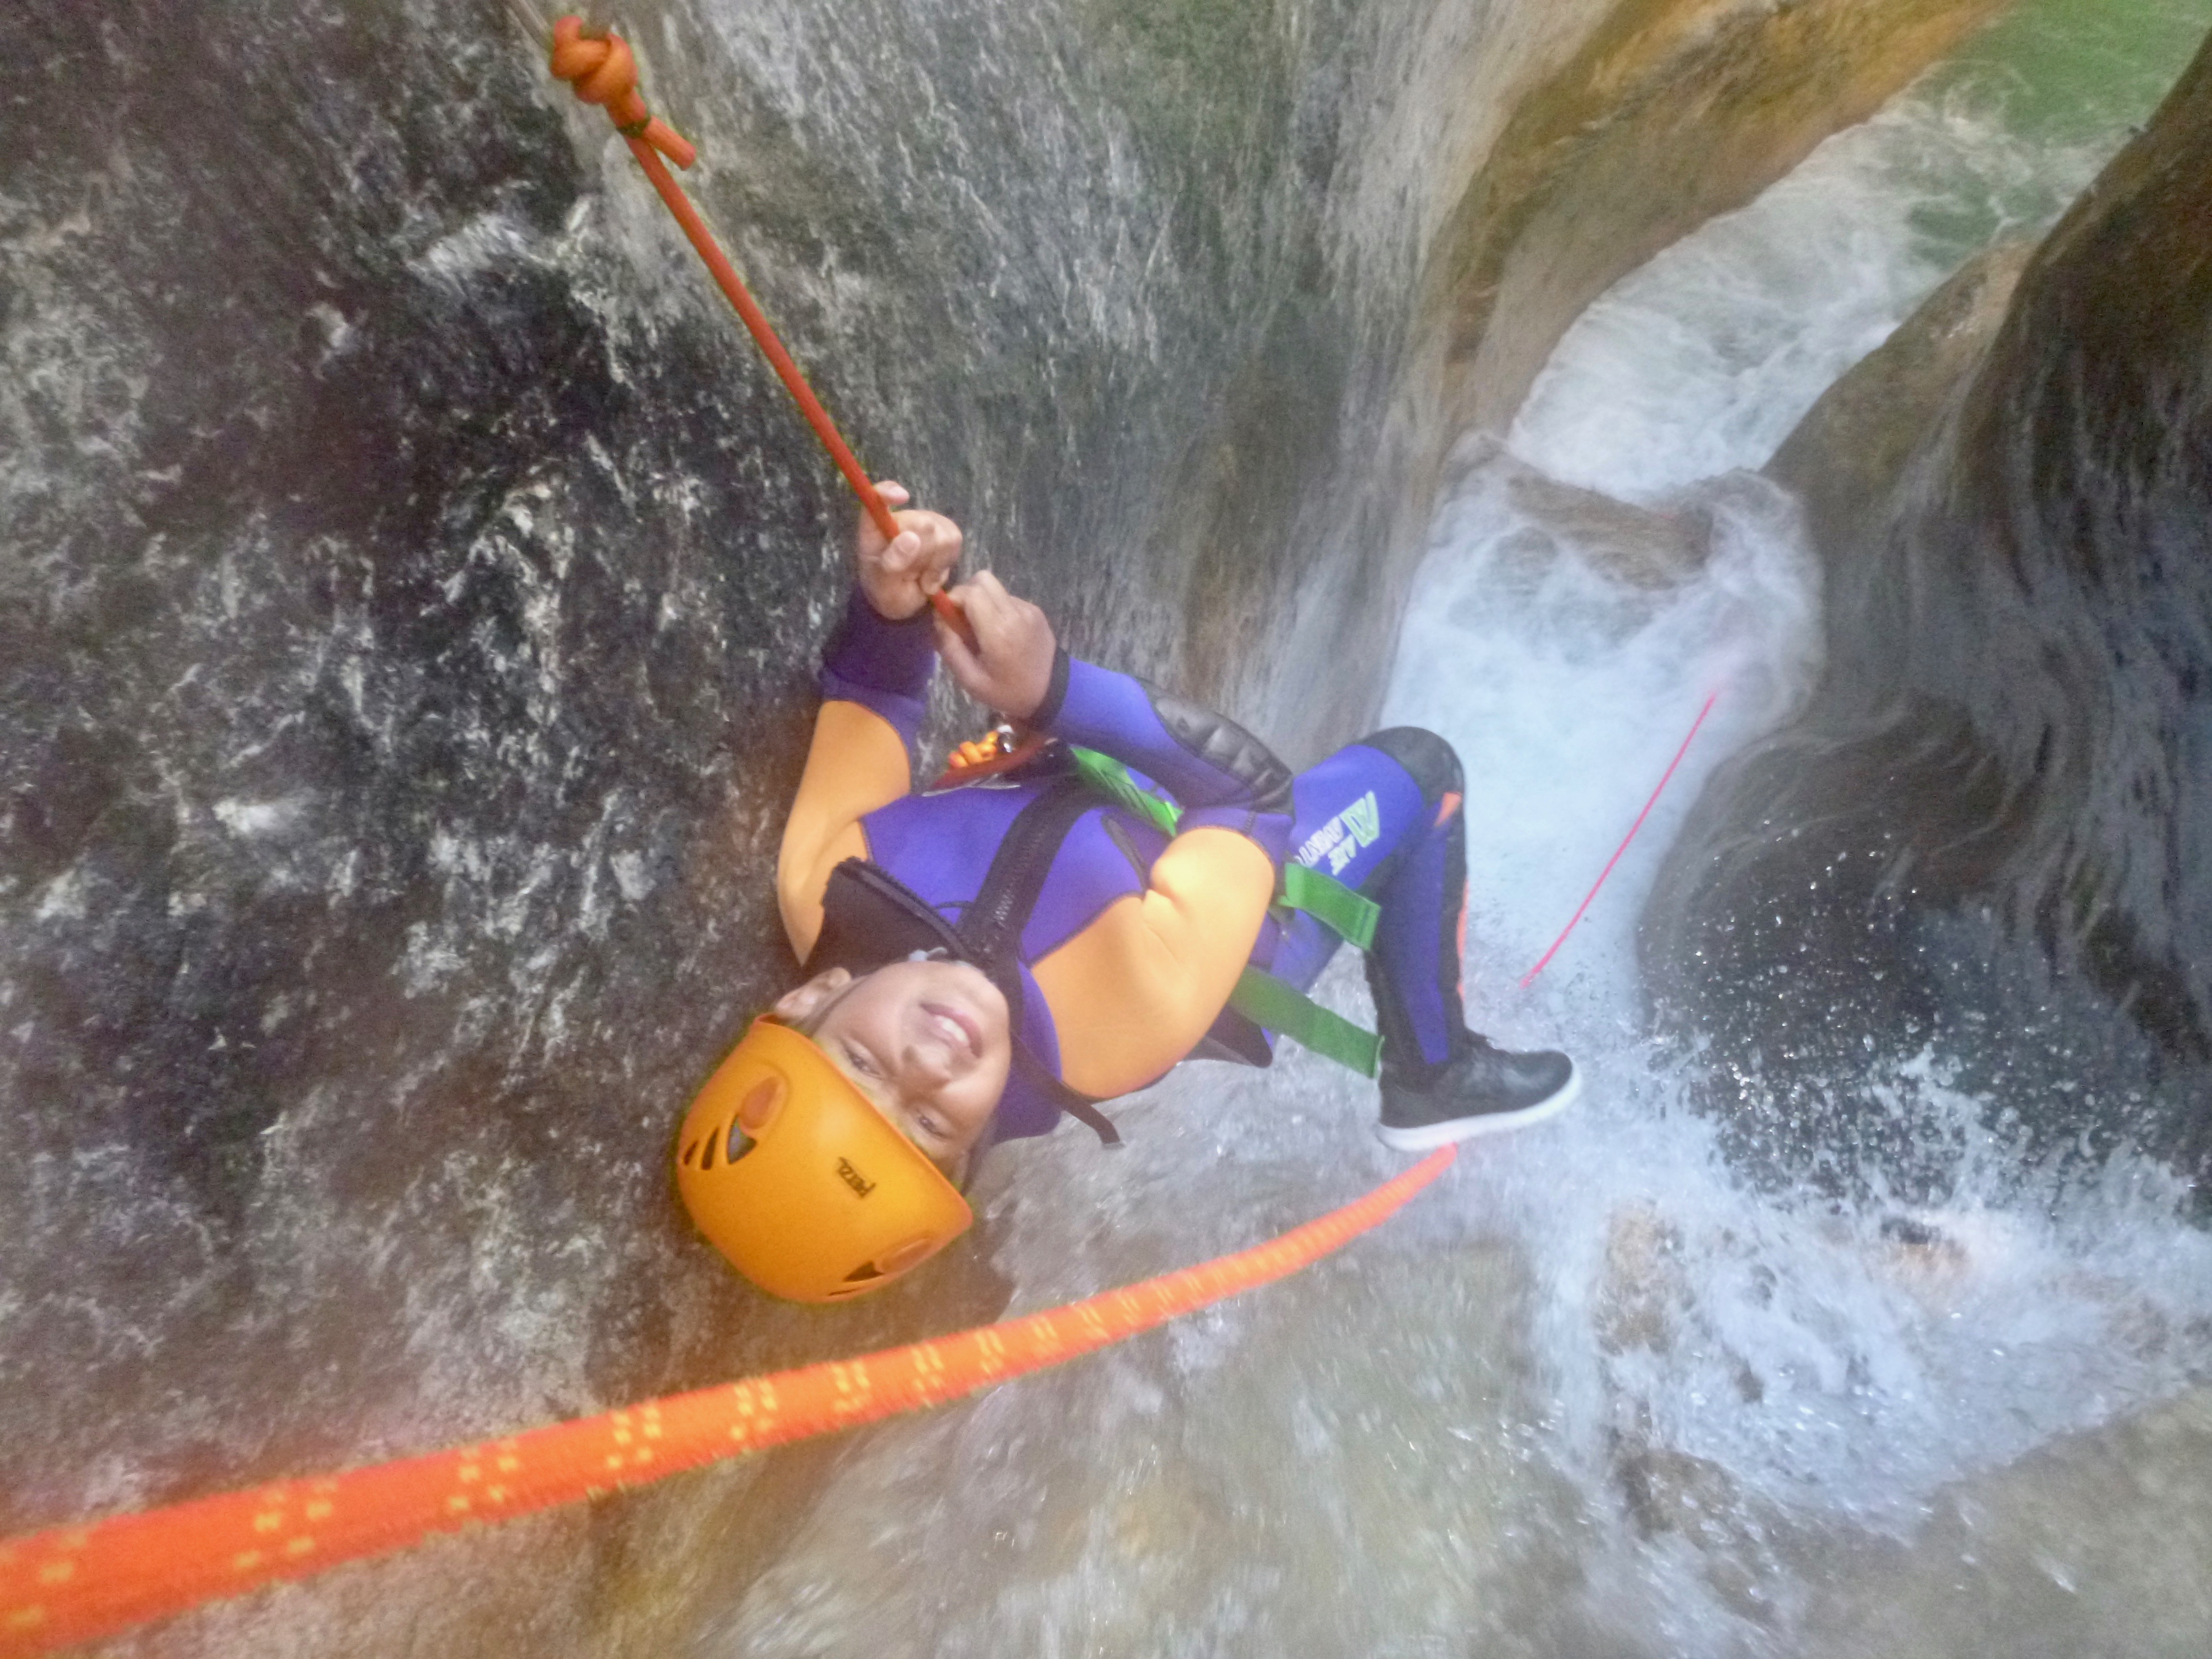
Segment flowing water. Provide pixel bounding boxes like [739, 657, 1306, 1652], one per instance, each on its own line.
[703, 6, 2212, 1654]
[1512, 0, 2212, 503]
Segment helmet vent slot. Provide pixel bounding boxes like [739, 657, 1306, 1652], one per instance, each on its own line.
[841, 1262, 886, 1284]
[737, 1077, 782, 1134]
[696, 1125, 721, 1170]
[723, 1123, 757, 1165]
[680, 1136, 702, 1168]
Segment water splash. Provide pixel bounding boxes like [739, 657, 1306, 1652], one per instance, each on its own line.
[1394, 17, 2212, 1645]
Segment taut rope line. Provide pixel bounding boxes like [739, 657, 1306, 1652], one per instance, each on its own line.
[1519, 690, 1719, 985]
[540, 14, 975, 642]
[0, 1151, 1456, 1655]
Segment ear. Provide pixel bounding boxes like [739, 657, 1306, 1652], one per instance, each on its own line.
[772, 966, 853, 1026]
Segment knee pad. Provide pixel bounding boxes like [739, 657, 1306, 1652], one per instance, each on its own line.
[1358, 727, 1463, 803]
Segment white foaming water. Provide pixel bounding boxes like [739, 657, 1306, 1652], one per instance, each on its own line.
[1508, 90, 2106, 503]
[1373, 47, 2212, 1649]
[706, 42, 2212, 1659]
[1380, 447, 1820, 1025]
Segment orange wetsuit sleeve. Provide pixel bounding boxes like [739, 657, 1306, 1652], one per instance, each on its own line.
[1032, 824, 1277, 1100]
[781, 588, 938, 959]
[776, 700, 912, 961]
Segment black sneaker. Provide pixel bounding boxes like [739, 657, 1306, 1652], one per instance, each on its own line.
[1377, 1031, 1580, 1150]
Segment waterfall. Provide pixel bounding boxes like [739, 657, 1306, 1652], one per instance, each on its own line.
[6, 0, 2212, 1654]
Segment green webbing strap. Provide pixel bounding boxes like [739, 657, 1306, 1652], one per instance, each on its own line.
[1067, 745, 1182, 837]
[1229, 969, 1382, 1078]
[1066, 747, 1380, 946]
[1061, 744, 1386, 1076]
[1279, 862, 1380, 950]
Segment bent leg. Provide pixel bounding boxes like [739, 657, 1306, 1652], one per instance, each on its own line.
[1350, 729, 1467, 1068]
[1358, 730, 1579, 1142]
[1261, 728, 1467, 1066]
[1266, 732, 1577, 1142]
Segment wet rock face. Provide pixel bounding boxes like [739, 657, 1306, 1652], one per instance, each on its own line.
[1799, 1386, 2212, 1659]
[0, 0, 2015, 1648]
[1766, 240, 2035, 567]
[0, 0, 1608, 1590]
[7, 0, 1416, 1551]
[1643, 31, 2212, 1196]
[0, 0, 862, 1556]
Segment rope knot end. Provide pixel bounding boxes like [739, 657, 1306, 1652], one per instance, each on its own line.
[549, 15, 697, 168]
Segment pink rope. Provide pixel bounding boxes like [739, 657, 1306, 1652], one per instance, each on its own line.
[1519, 691, 1719, 986]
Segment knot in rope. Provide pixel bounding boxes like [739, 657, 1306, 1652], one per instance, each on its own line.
[549, 14, 697, 168]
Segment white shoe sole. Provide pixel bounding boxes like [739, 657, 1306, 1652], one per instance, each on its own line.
[1373, 1062, 1581, 1152]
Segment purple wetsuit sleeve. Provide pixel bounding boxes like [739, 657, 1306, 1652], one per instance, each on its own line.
[1178, 800, 1291, 867]
[1036, 653, 1293, 866]
[817, 586, 937, 760]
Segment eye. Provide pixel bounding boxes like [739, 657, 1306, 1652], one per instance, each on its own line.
[842, 1043, 881, 1079]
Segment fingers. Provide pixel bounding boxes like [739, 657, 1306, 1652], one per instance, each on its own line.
[933, 580, 1000, 688]
[862, 516, 951, 576]
[933, 608, 981, 676]
[854, 483, 965, 623]
[932, 609, 992, 705]
[934, 572, 1052, 719]
[860, 481, 956, 565]
[856, 481, 914, 557]
[894, 512, 963, 595]
[946, 570, 1009, 621]
[956, 574, 1032, 655]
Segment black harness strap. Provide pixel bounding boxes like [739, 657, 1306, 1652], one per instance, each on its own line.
[959, 777, 1094, 969]
[807, 775, 1122, 1146]
[962, 778, 1123, 1146]
[805, 859, 970, 978]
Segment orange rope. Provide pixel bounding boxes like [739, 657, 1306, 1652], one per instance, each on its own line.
[545, 16, 974, 644]
[0, 1149, 1454, 1656]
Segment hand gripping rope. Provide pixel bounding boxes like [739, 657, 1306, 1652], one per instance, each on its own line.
[0, 1151, 1454, 1656]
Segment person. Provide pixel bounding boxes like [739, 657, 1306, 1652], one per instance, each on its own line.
[673, 485, 1578, 1301]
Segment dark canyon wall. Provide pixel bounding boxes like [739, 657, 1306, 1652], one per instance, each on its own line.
[0, 0, 2009, 1651]
[1644, 28, 2212, 1200]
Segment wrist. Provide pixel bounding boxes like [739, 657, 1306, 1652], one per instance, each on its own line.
[824, 583, 938, 691]
[859, 581, 925, 622]
[1029, 647, 1072, 726]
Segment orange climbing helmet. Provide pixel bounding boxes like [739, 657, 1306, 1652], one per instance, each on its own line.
[674, 1019, 974, 1302]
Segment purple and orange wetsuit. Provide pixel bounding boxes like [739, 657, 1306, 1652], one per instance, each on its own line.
[779, 590, 1476, 1147]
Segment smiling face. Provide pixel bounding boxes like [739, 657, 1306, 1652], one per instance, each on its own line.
[772, 960, 1012, 1164]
